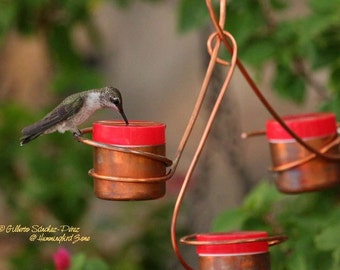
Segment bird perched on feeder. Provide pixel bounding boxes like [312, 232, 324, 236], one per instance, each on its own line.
[20, 86, 129, 145]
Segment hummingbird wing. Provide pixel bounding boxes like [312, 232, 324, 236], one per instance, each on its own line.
[20, 95, 85, 144]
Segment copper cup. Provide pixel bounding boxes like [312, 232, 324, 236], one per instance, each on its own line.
[266, 113, 340, 193]
[90, 120, 171, 200]
[195, 231, 271, 270]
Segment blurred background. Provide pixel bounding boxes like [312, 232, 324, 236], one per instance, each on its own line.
[1, 0, 340, 269]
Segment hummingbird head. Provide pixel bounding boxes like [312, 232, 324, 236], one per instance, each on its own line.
[101, 86, 129, 125]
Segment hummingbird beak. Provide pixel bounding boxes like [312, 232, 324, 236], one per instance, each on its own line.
[121, 111, 129, 125]
[118, 108, 129, 125]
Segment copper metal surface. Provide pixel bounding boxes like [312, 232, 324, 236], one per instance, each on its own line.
[269, 135, 340, 193]
[241, 130, 340, 193]
[180, 234, 287, 270]
[180, 234, 287, 248]
[198, 253, 271, 270]
[77, 127, 173, 167]
[77, 128, 172, 200]
[170, 1, 238, 268]
[92, 145, 167, 200]
[170, 0, 290, 268]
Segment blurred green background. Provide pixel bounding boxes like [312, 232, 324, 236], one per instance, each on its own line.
[1, 0, 340, 269]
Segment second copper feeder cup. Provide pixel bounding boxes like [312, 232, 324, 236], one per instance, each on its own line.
[266, 112, 340, 193]
[85, 120, 172, 200]
[179, 231, 286, 270]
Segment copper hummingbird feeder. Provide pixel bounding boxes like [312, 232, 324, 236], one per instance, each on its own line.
[266, 113, 340, 193]
[181, 231, 287, 270]
[76, 121, 173, 200]
[72, 0, 340, 268]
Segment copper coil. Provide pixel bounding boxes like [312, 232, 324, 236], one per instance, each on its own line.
[241, 130, 340, 171]
[75, 127, 173, 200]
[88, 169, 172, 183]
[76, 127, 173, 167]
[180, 233, 288, 247]
[270, 135, 340, 172]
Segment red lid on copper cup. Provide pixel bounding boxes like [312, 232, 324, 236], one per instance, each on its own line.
[93, 120, 165, 146]
[266, 113, 337, 141]
[196, 231, 269, 255]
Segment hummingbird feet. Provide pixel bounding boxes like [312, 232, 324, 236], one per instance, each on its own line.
[73, 129, 82, 140]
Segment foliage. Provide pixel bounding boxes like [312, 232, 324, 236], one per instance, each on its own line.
[71, 253, 110, 270]
[2, 0, 340, 269]
[177, 0, 209, 33]
[107, 202, 185, 270]
[0, 1, 178, 269]
[0, 103, 92, 224]
[0, 0, 103, 92]
[0, 1, 104, 268]
[110, 0, 163, 9]
[212, 182, 340, 270]
[0, 103, 95, 270]
[178, 0, 340, 115]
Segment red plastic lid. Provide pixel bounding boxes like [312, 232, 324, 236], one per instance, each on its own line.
[196, 231, 268, 255]
[266, 113, 337, 141]
[93, 120, 165, 146]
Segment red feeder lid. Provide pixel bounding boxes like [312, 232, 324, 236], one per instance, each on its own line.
[93, 120, 165, 146]
[196, 231, 269, 255]
[266, 113, 337, 141]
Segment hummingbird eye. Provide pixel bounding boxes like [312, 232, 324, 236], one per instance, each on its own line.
[110, 97, 120, 105]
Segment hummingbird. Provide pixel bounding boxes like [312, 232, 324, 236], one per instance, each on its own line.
[20, 86, 129, 146]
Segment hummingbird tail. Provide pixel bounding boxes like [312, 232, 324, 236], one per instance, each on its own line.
[20, 118, 53, 146]
[20, 132, 43, 146]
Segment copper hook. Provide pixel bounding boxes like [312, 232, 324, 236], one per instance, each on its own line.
[171, 0, 239, 269]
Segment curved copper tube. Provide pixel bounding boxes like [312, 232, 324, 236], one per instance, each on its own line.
[180, 234, 288, 248]
[171, 1, 238, 268]
[241, 130, 340, 171]
[88, 169, 172, 183]
[215, 26, 340, 161]
[269, 135, 340, 172]
[76, 128, 173, 167]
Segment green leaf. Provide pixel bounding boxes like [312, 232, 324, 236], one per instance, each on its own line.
[212, 182, 282, 233]
[332, 248, 340, 269]
[226, 2, 266, 48]
[83, 259, 110, 270]
[177, 0, 209, 32]
[286, 251, 309, 270]
[310, 25, 340, 69]
[48, 25, 81, 67]
[239, 37, 275, 68]
[329, 65, 340, 93]
[71, 253, 87, 270]
[315, 223, 340, 251]
[272, 63, 306, 103]
[309, 0, 340, 13]
[71, 253, 110, 270]
[319, 94, 340, 119]
[212, 208, 249, 232]
[242, 181, 281, 216]
[0, 1, 17, 40]
[64, 0, 91, 24]
[52, 65, 103, 95]
[269, 0, 287, 10]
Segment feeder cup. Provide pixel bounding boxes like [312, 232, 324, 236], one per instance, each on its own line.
[89, 120, 171, 200]
[266, 113, 340, 193]
[195, 231, 272, 270]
